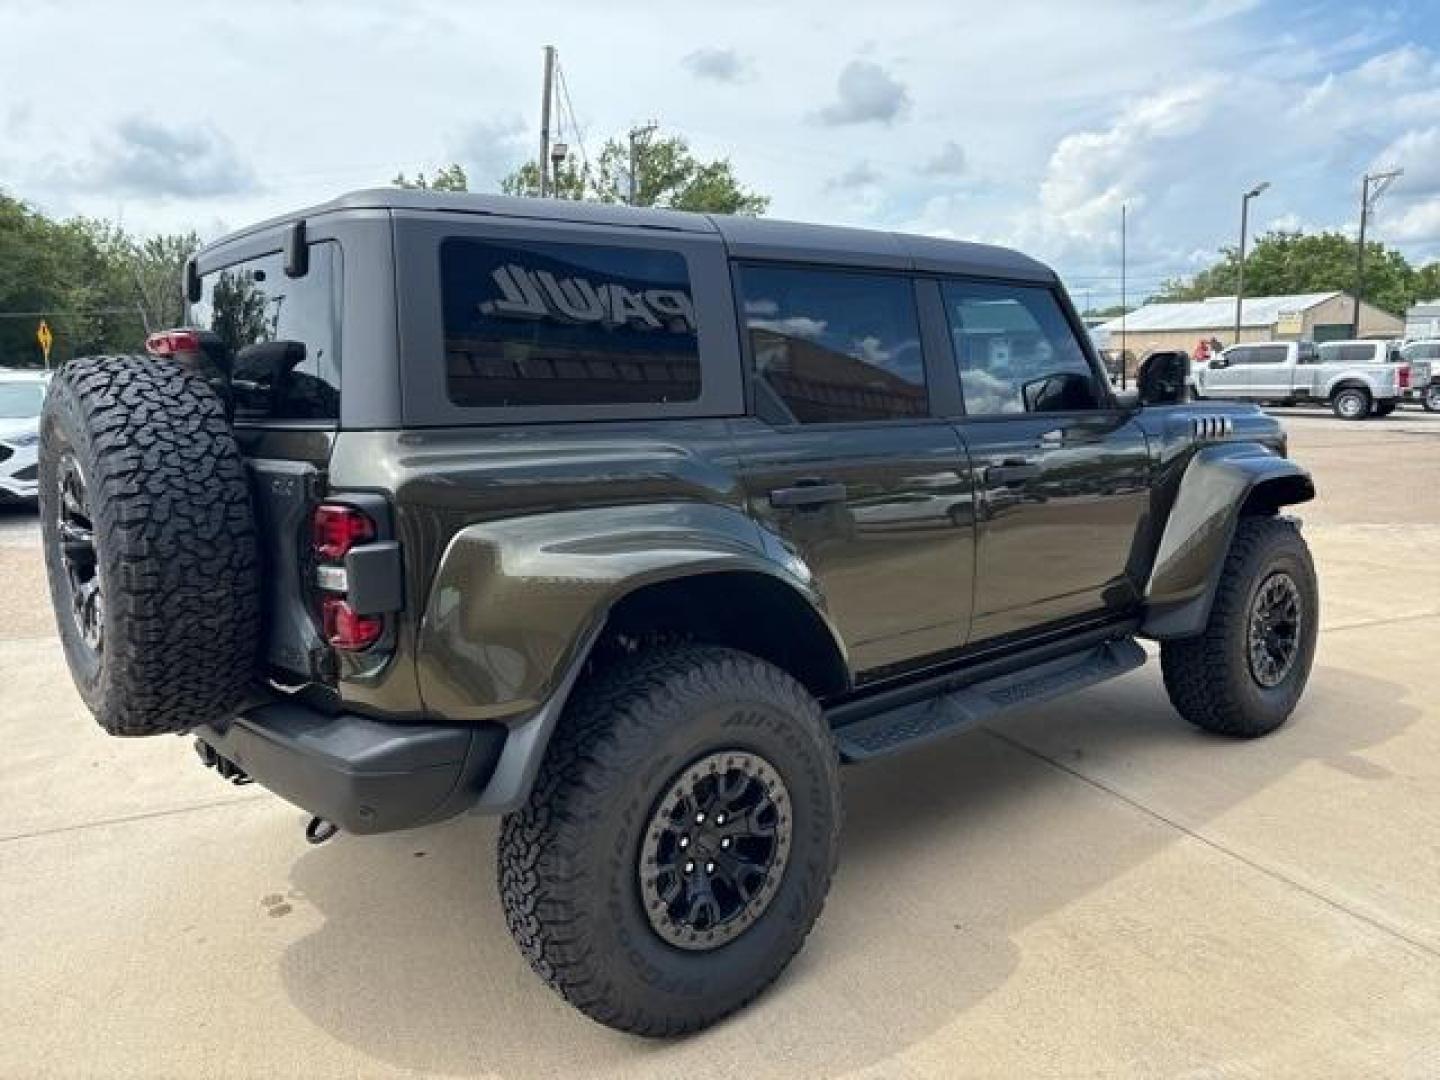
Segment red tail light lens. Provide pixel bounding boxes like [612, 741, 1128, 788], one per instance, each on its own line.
[145, 329, 202, 357]
[321, 597, 383, 650]
[312, 504, 376, 561]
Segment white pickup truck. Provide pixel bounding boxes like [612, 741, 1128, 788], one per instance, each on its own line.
[1194, 339, 1407, 420]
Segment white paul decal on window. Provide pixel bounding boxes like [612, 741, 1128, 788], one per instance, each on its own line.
[478, 263, 696, 332]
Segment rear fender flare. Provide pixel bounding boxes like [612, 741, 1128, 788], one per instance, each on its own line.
[416, 501, 843, 723]
[1141, 443, 1314, 639]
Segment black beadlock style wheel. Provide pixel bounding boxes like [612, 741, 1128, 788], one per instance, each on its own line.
[1161, 516, 1318, 737]
[638, 750, 792, 951]
[497, 645, 841, 1037]
[40, 355, 261, 736]
[1246, 572, 1302, 688]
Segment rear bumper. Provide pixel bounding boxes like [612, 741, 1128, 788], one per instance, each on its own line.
[196, 702, 506, 834]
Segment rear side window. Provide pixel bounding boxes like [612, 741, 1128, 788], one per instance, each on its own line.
[441, 239, 700, 408]
[1247, 345, 1289, 364]
[1320, 343, 1375, 364]
[738, 265, 926, 424]
[191, 242, 341, 422]
[940, 280, 1102, 414]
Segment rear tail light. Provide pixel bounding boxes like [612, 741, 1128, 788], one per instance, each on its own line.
[313, 503, 376, 561]
[144, 328, 203, 357]
[320, 597, 384, 651]
[311, 503, 382, 651]
[1399, 365, 1411, 390]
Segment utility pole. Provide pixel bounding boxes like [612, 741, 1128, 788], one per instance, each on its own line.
[1234, 181, 1270, 345]
[627, 121, 657, 206]
[1120, 203, 1127, 387]
[1352, 168, 1403, 336]
[538, 45, 557, 197]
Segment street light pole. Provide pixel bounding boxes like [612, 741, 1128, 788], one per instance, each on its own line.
[1234, 181, 1270, 346]
[1352, 168, 1403, 337]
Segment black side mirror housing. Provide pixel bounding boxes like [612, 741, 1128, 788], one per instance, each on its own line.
[284, 220, 308, 278]
[1137, 350, 1190, 406]
[184, 257, 202, 303]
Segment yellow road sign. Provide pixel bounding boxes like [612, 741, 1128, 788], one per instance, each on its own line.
[37, 320, 53, 364]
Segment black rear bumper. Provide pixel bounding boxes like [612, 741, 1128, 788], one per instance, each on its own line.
[196, 703, 506, 834]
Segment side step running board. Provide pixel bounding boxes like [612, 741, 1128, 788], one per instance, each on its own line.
[831, 638, 1146, 762]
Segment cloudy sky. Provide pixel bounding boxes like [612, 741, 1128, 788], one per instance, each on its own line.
[3, 0, 1437, 307]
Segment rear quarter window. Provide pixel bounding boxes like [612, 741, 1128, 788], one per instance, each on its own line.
[440, 239, 701, 408]
[190, 242, 342, 423]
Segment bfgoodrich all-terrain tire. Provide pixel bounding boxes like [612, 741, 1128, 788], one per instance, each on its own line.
[498, 645, 841, 1036]
[1160, 516, 1318, 737]
[39, 355, 260, 736]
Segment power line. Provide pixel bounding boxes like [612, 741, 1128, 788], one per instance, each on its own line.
[554, 58, 591, 179]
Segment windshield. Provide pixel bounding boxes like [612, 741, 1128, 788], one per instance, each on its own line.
[0, 383, 44, 419]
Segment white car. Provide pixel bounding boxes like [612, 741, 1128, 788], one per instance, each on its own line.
[0, 370, 47, 504]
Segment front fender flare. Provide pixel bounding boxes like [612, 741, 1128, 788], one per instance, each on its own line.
[1141, 443, 1315, 639]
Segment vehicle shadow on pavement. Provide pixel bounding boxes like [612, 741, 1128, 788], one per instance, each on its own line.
[277, 661, 1417, 1078]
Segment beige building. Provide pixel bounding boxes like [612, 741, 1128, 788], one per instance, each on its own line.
[1098, 292, 1404, 357]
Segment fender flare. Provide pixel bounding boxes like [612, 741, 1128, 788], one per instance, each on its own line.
[413, 502, 846, 812]
[1141, 443, 1314, 639]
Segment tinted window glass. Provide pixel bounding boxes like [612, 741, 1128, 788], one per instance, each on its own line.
[441, 239, 699, 408]
[1320, 343, 1375, 364]
[739, 265, 926, 423]
[941, 281, 1101, 414]
[1248, 345, 1289, 364]
[191, 242, 341, 422]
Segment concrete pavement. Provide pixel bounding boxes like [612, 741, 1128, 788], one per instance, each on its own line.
[2, 410, 1438, 1078]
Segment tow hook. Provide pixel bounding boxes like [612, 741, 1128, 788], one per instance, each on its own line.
[194, 739, 253, 786]
[305, 817, 340, 845]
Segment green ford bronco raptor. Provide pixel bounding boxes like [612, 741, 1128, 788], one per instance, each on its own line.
[39, 190, 1317, 1036]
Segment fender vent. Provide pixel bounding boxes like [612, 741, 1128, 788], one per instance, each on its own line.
[1191, 415, 1234, 440]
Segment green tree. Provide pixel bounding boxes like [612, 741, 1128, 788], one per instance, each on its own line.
[497, 129, 769, 215]
[0, 192, 201, 366]
[392, 163, 470, 191]
[1158, 230, 1417, 316]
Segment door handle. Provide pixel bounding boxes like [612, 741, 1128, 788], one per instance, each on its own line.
[984, 461, 1040, 486]
[769, 482, 847, 508]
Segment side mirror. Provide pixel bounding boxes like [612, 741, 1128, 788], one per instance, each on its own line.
[1137, 351, 1190, 406]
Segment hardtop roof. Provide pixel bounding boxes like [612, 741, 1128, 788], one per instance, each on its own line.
[199, 187, 1056, 282]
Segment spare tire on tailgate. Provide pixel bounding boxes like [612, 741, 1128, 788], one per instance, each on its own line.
[39, 355, 261, 736]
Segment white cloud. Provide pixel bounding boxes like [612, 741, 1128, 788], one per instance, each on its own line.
[827, 161, 882, 190]
[752, 316, 828, 339]
[813, 60, 911, 126]
[46, 117, 259, 199]
[682, 47, 752, 84]
[453, 116, 528, 188]
[920, 140, 966, 177]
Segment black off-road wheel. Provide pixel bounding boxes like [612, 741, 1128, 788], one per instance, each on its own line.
[39, 356, 261, 736]
[1160, 516, 1318, 737]
[497, 645, 841, 1036]
[1331, 386, 1371, 420]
